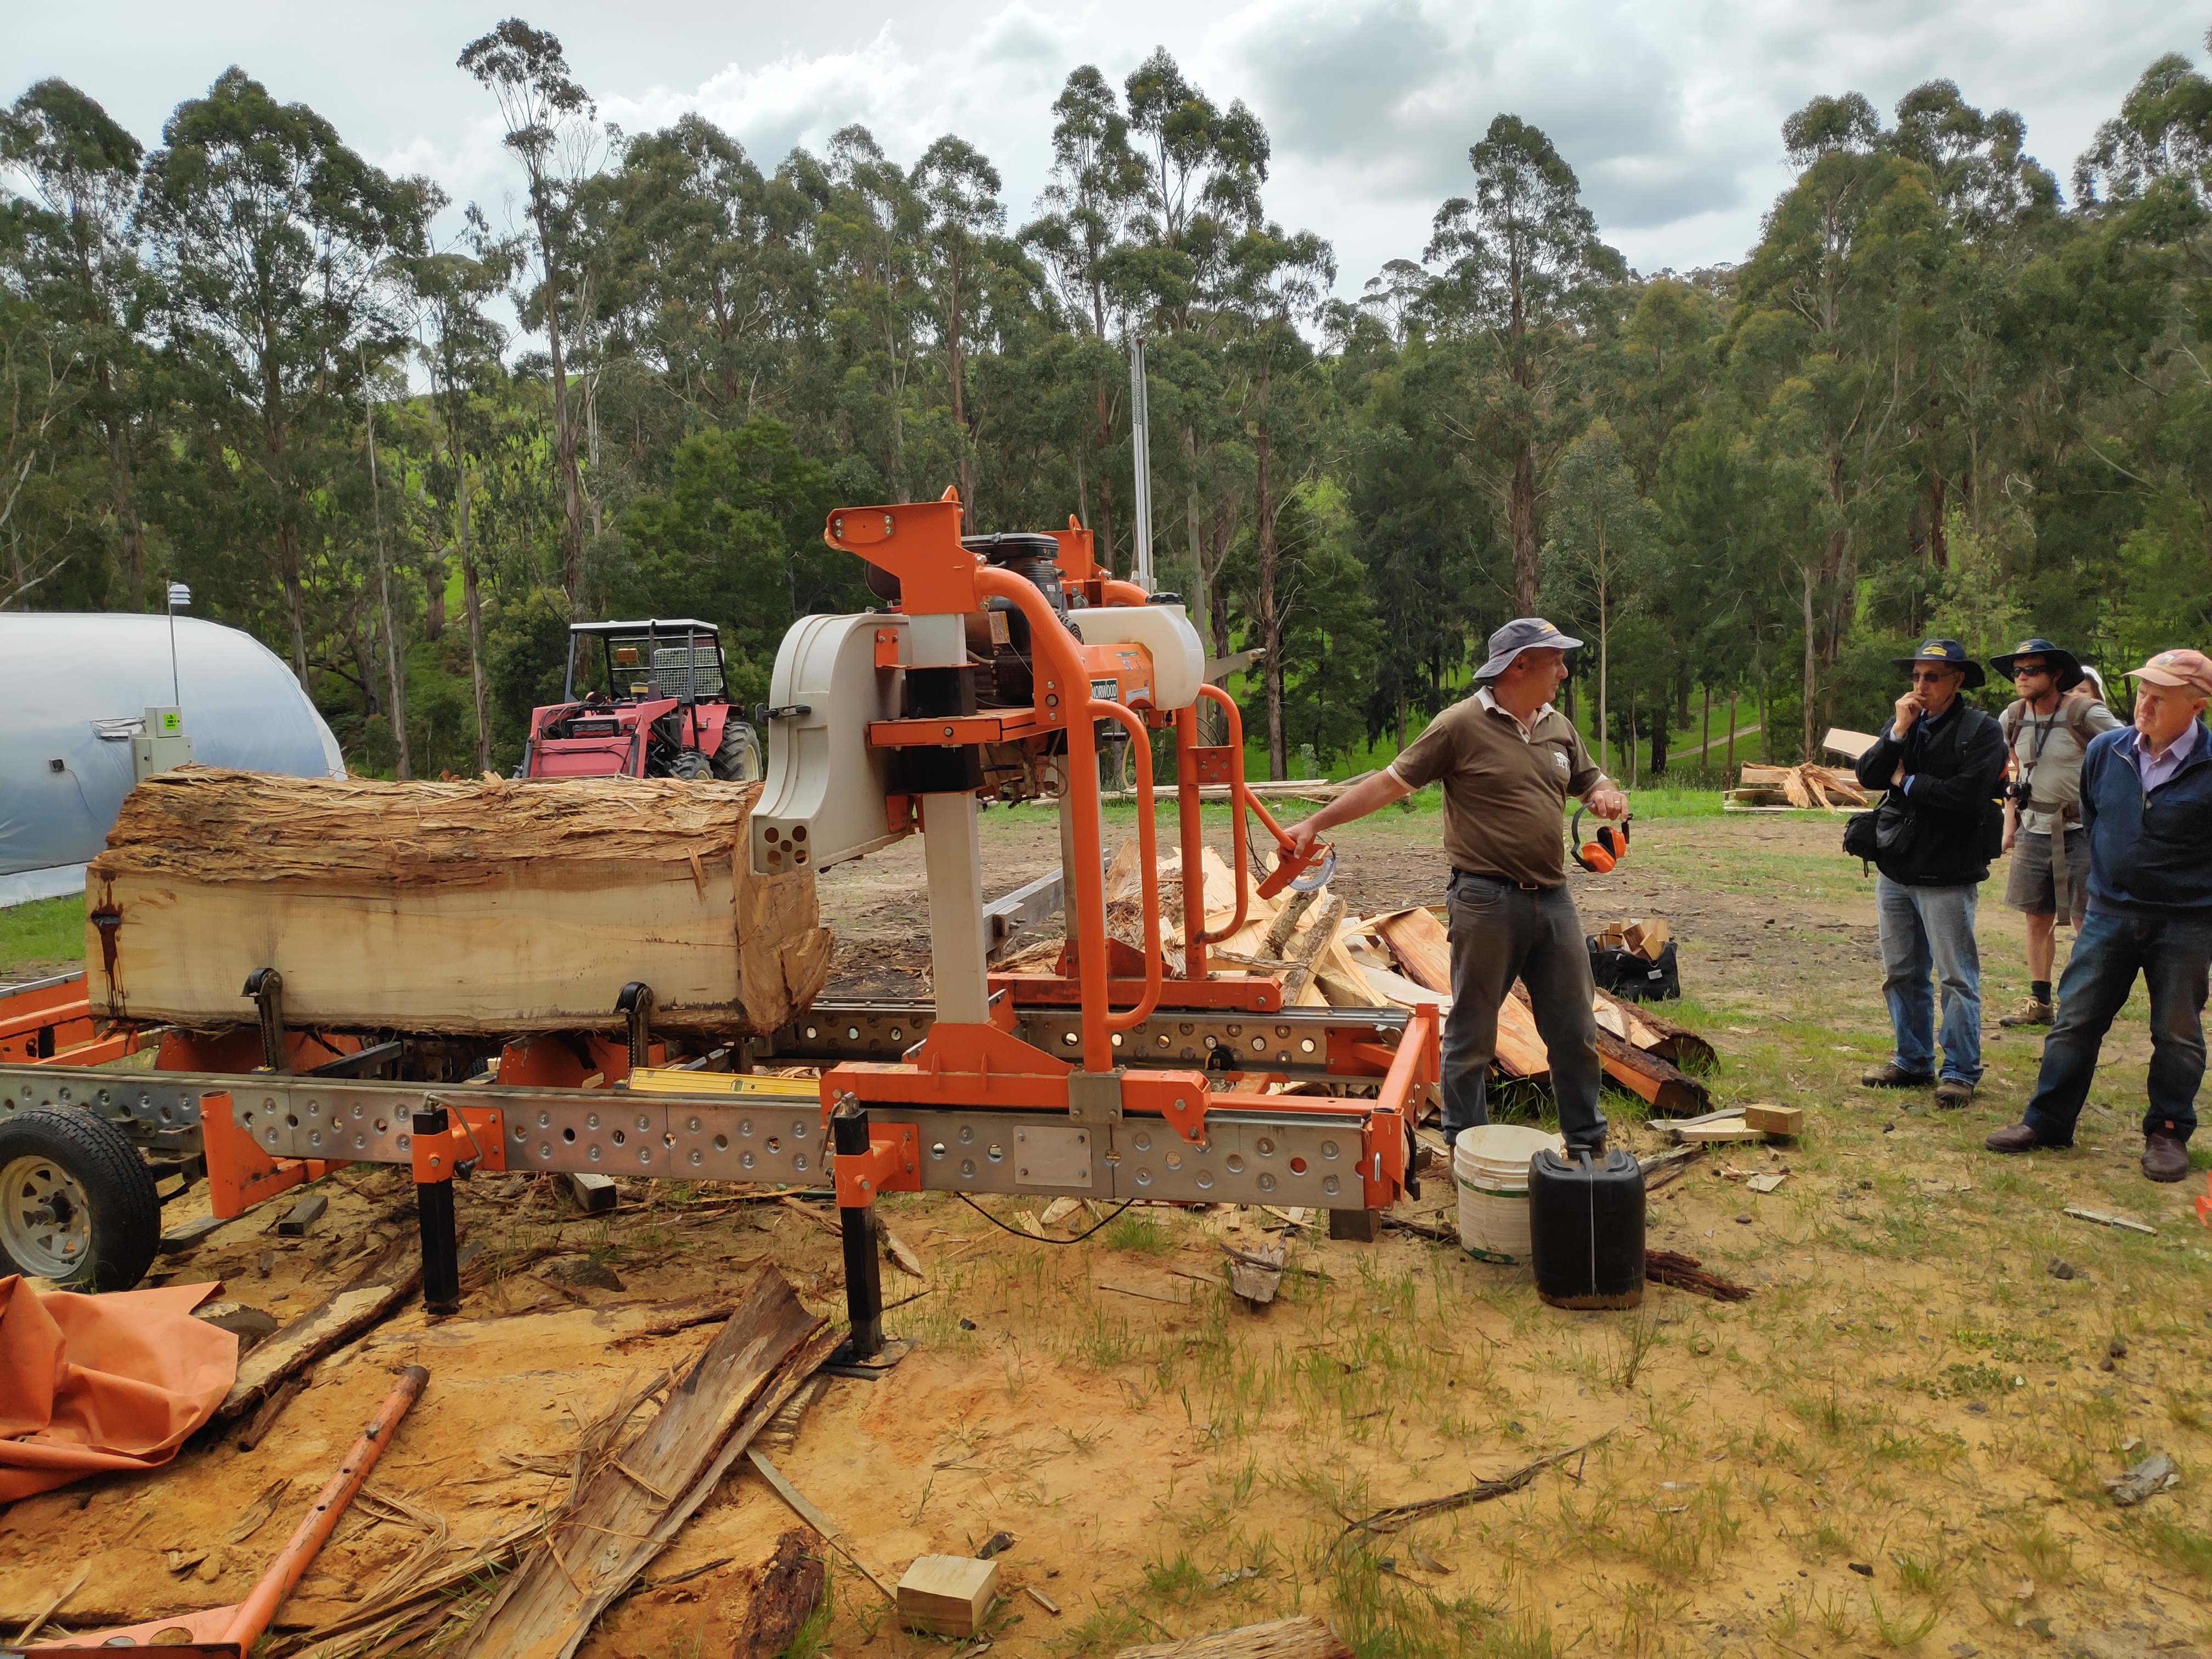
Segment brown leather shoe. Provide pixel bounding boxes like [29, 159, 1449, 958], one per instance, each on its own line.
[1860, 1063, 1936, 1089]
[1987, 1122, 2068, 1153]
[1935, 1078, 1976, 1109]
[1999, 997, 2055, 1028]
[2142, 1131, 2191, 1183]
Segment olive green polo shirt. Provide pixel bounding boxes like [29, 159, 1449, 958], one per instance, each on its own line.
[1387, 689, 1604, 887]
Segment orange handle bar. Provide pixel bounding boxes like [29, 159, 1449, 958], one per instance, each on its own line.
[1090, 697, 1163, 1030]
[975, 566, 1110, 1072]
[1194, 684, 1252, 948]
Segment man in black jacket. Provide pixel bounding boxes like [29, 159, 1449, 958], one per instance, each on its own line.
[1853, 639, 2010, 1105]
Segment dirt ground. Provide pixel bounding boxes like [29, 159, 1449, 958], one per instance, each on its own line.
[2, 804, 2210, 1659]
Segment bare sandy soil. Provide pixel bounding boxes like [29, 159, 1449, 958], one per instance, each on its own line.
[1, 806, 2208, 1659]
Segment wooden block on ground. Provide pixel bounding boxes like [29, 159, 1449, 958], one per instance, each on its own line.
[1742, 1103, 1803, 1136]
[1327, 1207, 1378, 1243]
[275, 1192, 327, 1236]
[1675, 1122, 1765, 1144]
[567, 1171, 619, 1214]
[898, 1554, 1000, 1637]
[159, 1215, 228, 1255]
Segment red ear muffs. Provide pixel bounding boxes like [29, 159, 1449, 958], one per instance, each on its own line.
[1572, 809, 1629, 874]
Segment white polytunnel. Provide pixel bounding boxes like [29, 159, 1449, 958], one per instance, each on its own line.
[0, 612, 346, 906]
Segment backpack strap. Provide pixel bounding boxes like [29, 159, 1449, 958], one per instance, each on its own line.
[2062, 696, 2097, 745]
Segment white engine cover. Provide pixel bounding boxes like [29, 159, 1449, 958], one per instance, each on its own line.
[751, 612, 904, 876]
[1068, 602, 1205, 710]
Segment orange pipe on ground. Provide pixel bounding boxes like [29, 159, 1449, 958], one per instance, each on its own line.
[1091, 697, 1163, 1029]
[221, 1365, 428, 1650]
[975, 566, 1110, 1073]
[1195, 684, 1251, 948]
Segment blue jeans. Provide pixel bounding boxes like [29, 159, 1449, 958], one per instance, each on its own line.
[1876, 876, 1982, 1084]
[2022, 909, 2209, 1144]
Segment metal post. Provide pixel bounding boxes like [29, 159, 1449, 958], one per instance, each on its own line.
[831, 1099, 884, 1360]
[412, 1106, 461, 1315]
[1129, 335, 1153, 592]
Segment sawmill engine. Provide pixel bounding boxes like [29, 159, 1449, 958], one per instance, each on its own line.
[747, 511, 1205, 879]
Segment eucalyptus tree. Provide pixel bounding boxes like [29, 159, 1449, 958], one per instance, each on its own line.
[1, 80, 150, 606]
[1422, 115, 1624, 613]
[410, 205, 517, 770]
[138, 67, 430, 685]
[459, 18, 599, 603]
[1218, 222, 1335, 775]
[816, 125, 926, 499]
[913, 136, 1006, 515]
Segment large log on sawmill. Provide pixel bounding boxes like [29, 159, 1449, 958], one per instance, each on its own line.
[84, 769, 832, 1036]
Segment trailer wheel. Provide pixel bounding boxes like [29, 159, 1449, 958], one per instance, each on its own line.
[0, 1109, 161, 1291]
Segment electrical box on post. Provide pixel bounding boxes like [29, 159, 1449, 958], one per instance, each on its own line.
[132, 706, 193, 784]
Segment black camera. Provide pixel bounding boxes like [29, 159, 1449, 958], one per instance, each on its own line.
[2002, 778, 2033, 803]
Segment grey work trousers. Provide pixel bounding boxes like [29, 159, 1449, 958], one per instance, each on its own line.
[1440, 872, 1607, 1149]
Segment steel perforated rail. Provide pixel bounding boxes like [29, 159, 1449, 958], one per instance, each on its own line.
[0, 1060, 1402, 1207]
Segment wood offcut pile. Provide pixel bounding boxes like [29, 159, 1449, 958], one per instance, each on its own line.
[1013, 843, 1716, 1115]
[1723, 763, 1874, 814]
[86, 768, 833, 1036]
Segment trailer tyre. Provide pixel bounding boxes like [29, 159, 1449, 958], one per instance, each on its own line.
[0, 1108, 160, 1291]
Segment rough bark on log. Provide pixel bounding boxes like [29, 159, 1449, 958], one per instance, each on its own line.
[86, 768, 831, 1036]
[729, 1531, 827, 1659]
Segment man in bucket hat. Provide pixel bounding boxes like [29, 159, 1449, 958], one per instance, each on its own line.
[1987, 648, 2212, 1182]
[1988, 638, 2122, 1026]
[1281, 618, 1627, 1155]
[1852, 639, 2009, 1106]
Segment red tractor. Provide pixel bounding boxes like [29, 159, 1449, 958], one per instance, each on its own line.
[521, 619, 763, 782]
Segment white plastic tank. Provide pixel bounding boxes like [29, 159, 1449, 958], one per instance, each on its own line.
[1454, 1122, 1566, 1263]
[0, 613, 346, 904]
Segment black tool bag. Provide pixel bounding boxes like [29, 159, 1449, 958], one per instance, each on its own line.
[1588, 938, 1680, 1002]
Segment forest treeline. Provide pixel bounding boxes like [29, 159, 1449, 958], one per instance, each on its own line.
[3, 21, 2208, 780]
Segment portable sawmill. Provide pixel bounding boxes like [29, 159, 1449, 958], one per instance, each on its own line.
[0, 495, 1436, 1368]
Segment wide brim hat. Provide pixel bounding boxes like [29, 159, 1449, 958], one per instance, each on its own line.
[1889, 637, 1986, 690]
[1988, 637, 2083, 692]
[1475, 617, 1584, 679]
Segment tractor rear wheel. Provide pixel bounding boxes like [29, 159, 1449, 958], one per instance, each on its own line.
[0, 1108, 160, 1291]
[712, 721, 763, 782]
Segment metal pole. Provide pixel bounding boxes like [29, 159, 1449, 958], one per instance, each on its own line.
[411, 1106, 462, 1315]
[1129, 335, 1153, 592]
[831, 1099, 885, 1360]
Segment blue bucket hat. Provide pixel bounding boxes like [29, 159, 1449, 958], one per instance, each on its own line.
[1475, 617, 1583, 680]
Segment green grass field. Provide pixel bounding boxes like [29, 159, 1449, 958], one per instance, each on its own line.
[0, 895, 82, 979]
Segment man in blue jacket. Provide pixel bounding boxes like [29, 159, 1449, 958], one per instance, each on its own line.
[1853, 640, 2010, 1106]
[1987, 648, 2212, 1182]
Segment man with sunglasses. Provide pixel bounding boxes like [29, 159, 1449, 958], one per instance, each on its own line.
[1852, 640, 2009, 1105]
[1988, 639, 2122, 1026]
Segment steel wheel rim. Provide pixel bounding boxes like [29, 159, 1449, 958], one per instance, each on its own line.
[0, 1154, 92, 1279]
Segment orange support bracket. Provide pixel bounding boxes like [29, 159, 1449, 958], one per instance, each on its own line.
[832, 1124, 921, 1206]
[409, 1103, 506, 1183]
[201, 1091, 334, 1221]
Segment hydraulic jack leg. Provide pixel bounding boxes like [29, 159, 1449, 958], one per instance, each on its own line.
[411, 1105, 463, 1315]
[825, 1096, 912, 1379]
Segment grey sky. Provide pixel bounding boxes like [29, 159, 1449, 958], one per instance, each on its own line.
[5, 1, 2194, 294]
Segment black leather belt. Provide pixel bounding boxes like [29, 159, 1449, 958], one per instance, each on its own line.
[1452, 869, 1545, 892]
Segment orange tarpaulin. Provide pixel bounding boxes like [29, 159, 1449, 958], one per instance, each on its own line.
[0, 1275, 237, 1503]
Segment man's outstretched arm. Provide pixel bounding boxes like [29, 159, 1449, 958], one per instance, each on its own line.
[1282, 770, 1416, 859]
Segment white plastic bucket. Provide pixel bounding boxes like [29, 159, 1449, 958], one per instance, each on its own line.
[1454, 1124, 1565, 1263]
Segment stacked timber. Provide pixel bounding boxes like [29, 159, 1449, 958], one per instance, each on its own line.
[1725, 763, 1874, 813]
[86, 768, 832, 1036]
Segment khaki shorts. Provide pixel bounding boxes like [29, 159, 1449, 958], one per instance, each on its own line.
[2004, 827, 2090, 923]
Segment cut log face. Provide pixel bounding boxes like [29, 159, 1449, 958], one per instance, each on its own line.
[85, 769, 832, 1037]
